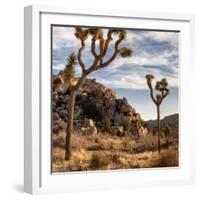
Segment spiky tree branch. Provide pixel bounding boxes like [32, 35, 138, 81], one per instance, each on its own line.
[77, 39, 86, 72]
[63, 53, 77, 83]
[102, 29, 113, 56]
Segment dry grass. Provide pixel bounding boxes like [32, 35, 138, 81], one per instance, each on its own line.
[151, 149, 179, 167]
[89, 152, 110, 169]
[52, 131, 178, 172]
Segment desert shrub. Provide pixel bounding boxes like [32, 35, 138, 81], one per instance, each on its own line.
[52, 132, 66, 148]
[152, 151, 178, 167]
[162, 125, 171, 138]
[143, 135, 158, 150]
[151, 127, 157, 135]
[134, 134, 175, 154]
[111, 154, 121, 164]
[132, 135, 158, 153]
[87, 144, 102, 151]
[90, 152, 110, 169]
[94, 137, 100, 143]
[68, 160, 82, 171]
[121, 119, 131, 133]
[102, 115, 112, 133]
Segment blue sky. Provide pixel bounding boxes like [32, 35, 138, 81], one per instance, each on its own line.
[52, 26, 179, 120]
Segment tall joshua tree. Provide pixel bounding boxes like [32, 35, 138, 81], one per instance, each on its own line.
[145, 74, 169, 153]
[64, 28, 133, 160]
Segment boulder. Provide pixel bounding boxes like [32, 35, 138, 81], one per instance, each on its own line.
[81, 119, 98, 135]
[53, 112, 59, 120]
[56, 104, 65, 113]
[53, 75, 64, 84]
[88, 119, 95, 127]
[113, 114, 123, 126]
[121, 115, 132, 124]
[63, 95, 69, 103]
[54, 83, 69, 94]
[74, 108, 83, 119]
[139, 127, 148, 137]
[53, 93, 59, 102]
[52, 102, 57, 112]
[53, 125, 60, 134]
[120, 102, 132, 113]
[59, 110, 68, 119]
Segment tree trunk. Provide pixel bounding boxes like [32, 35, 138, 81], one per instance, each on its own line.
[65, 89, 76, 160]
[64, 75, 87, 160]
[157, 105, 161, 153]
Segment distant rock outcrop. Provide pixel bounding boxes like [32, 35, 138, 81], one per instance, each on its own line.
[52, 74, 146, 138]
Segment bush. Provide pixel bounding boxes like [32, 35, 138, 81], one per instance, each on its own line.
[90, 152, 110, 169]
[111, 154, 120, 164]
[152, 151, 178, 167]
[102, 116, 112, 133]
[132, 134, 158, 153]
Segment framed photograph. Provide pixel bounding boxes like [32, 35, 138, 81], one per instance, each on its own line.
[24, 5, 195, 194]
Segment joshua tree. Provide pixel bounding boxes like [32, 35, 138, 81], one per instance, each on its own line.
[63, 53, 77, 84]
[64, 28, 133, 160]
[145, 74, 169, 153]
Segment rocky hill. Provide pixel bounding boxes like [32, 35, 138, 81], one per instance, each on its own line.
[52, 75, 147, 138]
[146, 113, 179, 139]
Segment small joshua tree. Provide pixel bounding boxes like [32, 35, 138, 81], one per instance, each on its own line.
[145, 74, 169, 153]
[64, 28, 133, 160]
[63, 53, 77, 85]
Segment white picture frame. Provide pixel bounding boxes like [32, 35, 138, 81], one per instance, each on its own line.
[24, 5, 195, 194]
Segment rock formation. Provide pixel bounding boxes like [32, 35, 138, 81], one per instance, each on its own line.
[52, 74, 146, 137]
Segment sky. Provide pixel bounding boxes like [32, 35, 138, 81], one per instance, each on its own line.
[52, 26, 179, 120]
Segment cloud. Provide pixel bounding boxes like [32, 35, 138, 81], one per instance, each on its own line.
[52, 26, 179, 90]
[53, 27, 79, 50]
[52, 26, 100, 70]
[89, 63, 178, 89]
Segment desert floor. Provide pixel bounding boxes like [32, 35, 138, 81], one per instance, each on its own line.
[52, 132, 178, 172]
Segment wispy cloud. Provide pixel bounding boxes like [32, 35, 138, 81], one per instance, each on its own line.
[90, 63, 178, 89]
[52, 26, 179, 90]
